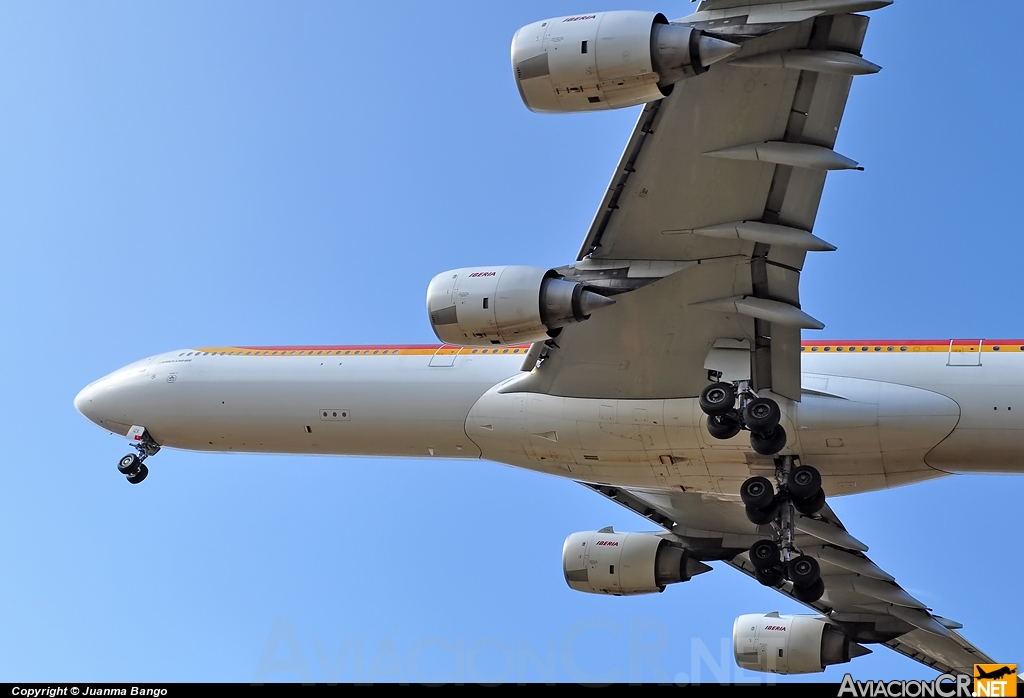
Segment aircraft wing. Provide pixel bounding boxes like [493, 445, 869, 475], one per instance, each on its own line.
[515, 4, 888, 402]
[585, 482, 996, 675]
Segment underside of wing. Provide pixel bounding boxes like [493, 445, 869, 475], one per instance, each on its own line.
[583, 482, 996, 676]
[516, 10, 880, 401]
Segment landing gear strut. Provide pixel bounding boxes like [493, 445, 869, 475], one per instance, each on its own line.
[698, 381, 787, 456]
[117, 425, 159, 485]
[741, 457, 828, 603]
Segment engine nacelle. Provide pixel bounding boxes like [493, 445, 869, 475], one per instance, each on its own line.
[512, 11, 740, 114]
[733, 614, 871, 675]
[562, 529, 711, 596]
[426, 266, 613, 347]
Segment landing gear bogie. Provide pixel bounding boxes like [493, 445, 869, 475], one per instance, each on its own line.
[116, 425, 159, 485]
[699, 381, 788, 457]
[741, 459, 829, 604]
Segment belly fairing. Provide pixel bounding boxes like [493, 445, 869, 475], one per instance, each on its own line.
[466, 375, 961, 496]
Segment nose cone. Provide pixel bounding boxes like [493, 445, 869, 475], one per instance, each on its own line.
[74, 381, 103, 424]
[74, 361, 152, 435]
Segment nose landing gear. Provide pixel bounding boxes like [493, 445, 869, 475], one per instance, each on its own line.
[699, 381, 787, 456]
[741, 457, 828, 603]
[117, 425, 160, 485]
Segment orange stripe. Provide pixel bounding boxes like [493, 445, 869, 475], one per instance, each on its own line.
[802, 340, 1024, 353]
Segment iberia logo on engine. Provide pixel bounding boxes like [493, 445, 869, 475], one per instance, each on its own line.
[595, 540, 619, 547]
[468, 271, 496, 278]
[974, 665, 1017, 697]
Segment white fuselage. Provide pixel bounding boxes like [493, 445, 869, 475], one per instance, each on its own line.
[74, 341, 1024, 497]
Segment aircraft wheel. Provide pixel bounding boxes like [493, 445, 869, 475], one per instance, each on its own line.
[754, 567, 784, 588]
[740, 476, 775, 510]
[745, 503, 778, 526]
[126, 464, 149, 485]
[792, 578, 825, 604]
[788, 555, 821, 587]
[788, 465, 822, 500]
[706, 414, 742, 440]
[118, 454, 142, 477]
[793, 488, 826, 516]
[699, 382, 736, 416]
[750, 425, 787, 456]
[749, 539, 781, 571]
[743, 397, 781, 432]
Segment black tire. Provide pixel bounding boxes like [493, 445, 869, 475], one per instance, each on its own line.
[740, 476, 775, 510]
[699, 382, 735, 416]
[750, 425, 787, 456]
[754, 567, 784, 588]
[745, 503, 778, 526]
[118, 454, 142, 476]
[749, 539, 781, 571]
[793, 488, 826, 515]
[792, 577, 825, 603]
[743, 397, 781, 432]
[788, 465, 822, 500]
[706, 414, 742, 440]
[126, 464, 149, 485]
[788, 555, 821, 586]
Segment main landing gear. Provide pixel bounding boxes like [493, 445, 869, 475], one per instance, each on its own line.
[117, 425, 160, 485]
[699, 381, 787, 456]
[741, 457, 828, 603]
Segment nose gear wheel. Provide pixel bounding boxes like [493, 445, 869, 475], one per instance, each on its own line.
[116, 426, 160, 485]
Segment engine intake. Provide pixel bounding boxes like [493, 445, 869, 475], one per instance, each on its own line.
[512, 11, 740, 114]
[562, 529, 711, 596]
[427, 266, 613, 347]
[733, 614, 871, 675]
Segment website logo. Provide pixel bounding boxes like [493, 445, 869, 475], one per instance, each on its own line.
[974, 664, 1017, 697]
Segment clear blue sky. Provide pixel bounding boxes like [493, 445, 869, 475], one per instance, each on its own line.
[1, 0, 1020, 683]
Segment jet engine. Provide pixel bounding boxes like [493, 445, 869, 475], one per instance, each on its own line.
[512, 11, 740, 113]
[562, 529, 711, 596]
[733, 614, 871, 675]
[426, 266, 613, 347]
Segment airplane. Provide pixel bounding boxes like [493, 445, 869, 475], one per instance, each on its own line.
[976, 666, 1016, 681]
[74, 0, 1021, 679]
